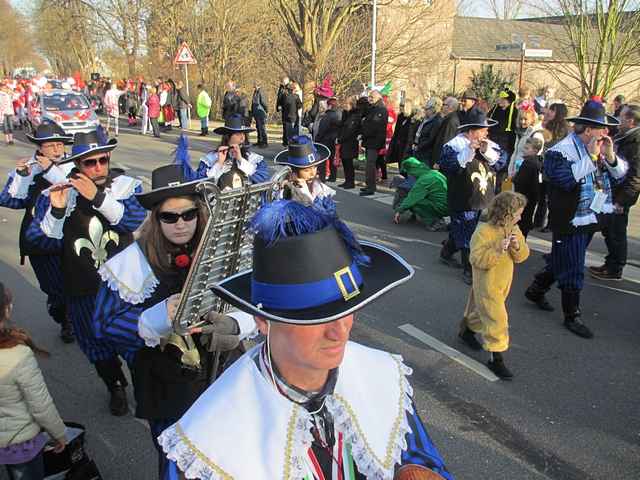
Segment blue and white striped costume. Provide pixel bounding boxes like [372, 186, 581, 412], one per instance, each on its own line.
[440, 135, 504, 250]
[195, 150, 269, 184]
[542, 133, 627, 290]
[26, 174, 146, 362]
[0, 160, 73, 320]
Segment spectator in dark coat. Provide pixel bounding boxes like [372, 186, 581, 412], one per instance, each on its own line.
[338, 96, 365, 189]
[589, 104, 640, 280]
[251, 83, 269, 147]
[360, 90, 388, 196]
[413, 97, 443, 166]
[488, 88, 517, 158]
[281, 85, 302, 146]
[432, 96, 460, 167]
[386, 99, 420, 167]
[222, 81, 240, 121]
[276, 77, 290, 145]
[315, 98, 342, 182]
[513, 136, 544, 237]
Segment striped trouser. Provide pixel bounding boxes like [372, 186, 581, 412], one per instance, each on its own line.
[449, 211, 481, 250]
[29, 255, 66, 320]
[68, 295, 120, 363]
[545, 232, 593, 291]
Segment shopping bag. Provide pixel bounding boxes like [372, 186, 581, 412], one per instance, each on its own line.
[43, 422, 103, 480]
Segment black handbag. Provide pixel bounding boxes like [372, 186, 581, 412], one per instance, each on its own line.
[43, 422, 102, 480]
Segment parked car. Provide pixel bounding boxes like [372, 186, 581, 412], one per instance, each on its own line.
[27, 89, 99, 136]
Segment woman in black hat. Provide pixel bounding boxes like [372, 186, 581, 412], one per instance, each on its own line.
[195, 114, 269, 189]
[93, 163, 255, 479]
[159, 200, 453, 480]
[274, 135, 335, 204]
[0, 123, 75, 343]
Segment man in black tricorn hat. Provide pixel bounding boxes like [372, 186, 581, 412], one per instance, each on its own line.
[0, 122, 75, 342]
[159, 201, 454, 480]
[439, 109, 504, 284]
[525, 99, 627, 339]
[26, 128, 147, 415]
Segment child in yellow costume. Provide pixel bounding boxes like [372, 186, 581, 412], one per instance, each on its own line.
[459, 191, 529, 380]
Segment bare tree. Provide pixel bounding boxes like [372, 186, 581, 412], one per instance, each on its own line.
[541, 0, 640, 101]
[484, 0, 525, 19]
[0, 0, 42, 75]
[268, 0, 369, 103]
[78, 0, 149, 76]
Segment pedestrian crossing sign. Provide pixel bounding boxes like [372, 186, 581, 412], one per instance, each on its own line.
[174, 43, 197, 65]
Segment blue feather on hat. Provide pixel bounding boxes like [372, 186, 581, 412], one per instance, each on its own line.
[250, 199, 370, 266]
[95, 124, 108, 145]
[173, 133, 196, 181]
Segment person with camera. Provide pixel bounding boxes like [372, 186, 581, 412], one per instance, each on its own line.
[93, 162, 256, 478]
[0, 123, 75, 343]
[0, 282, 67, 480]
[25, 129, 146, 416]
[195, 114, 269, 188]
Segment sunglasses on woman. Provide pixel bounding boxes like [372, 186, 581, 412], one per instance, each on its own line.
[79, 156, 110, 168]
[158, 208, 199, 224]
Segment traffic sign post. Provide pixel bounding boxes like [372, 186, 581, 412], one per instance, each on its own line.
[174, 43, 197, 130]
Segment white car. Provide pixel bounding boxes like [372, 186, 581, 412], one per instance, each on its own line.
[28, 89, 99, 136]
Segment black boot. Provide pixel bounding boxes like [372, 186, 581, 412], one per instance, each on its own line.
[459, 326, 482, 350]
[59, 317, 75, 344]
[561, 289, 593, 339]
[440, 238, 461, 268]
[49, 302, 74, 343]
[525, 268, 555, 311]
[199, 127, 206, 136]
[461, 248, 472, 285]
[487, 352, 513, 380]
[95, 358, 129, 416]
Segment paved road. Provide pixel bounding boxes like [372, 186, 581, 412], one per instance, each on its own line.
[1, 124, 639, 480]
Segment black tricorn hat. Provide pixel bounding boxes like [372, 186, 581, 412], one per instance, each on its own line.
[567, 100, 620, 127]
[458, 108, 498, 132]
[60, 127, 117, 164]
[211, 201, 414, 324]
[274, 135, 331, 168]
[135, 164, 202, 210]
[26, 122, 73, 145]
[213, 114, 255, 136]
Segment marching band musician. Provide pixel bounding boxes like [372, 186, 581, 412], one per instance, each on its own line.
[25, 129, 146, 417]
[159, 200, 453, 480]
[195, 114, 269, 189]
[438, 110, 506, 285]
[93, 162, 256, 479]
[275, 135, 336, 205]
[0, 123, 75, 343]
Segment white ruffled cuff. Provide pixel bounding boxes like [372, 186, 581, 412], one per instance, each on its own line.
[227, 311, 258, 340]
[7, 170, 35, 199]
[42, 165, 68, 185]
[482, 145, 500, 165]
[139, 300, 171, 347]
[571, 156, 597, 181]
[94, 192, 125, 225]
[605, 155, 628, 179]
[40, 209, 65, 239]
[206, 162, 228, 183]
[237, 157, 257, 177]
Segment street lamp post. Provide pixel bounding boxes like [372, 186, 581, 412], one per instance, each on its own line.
[371, 0, 377, 88]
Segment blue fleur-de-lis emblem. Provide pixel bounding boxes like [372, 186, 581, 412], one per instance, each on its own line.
[74, 217, 119, 268]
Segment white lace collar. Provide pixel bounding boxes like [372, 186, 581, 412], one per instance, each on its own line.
[159, 341, 413, 480]
[98, 242, 159, 304]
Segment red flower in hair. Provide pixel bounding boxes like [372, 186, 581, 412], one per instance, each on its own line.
[591, 95, 603, 103]
[174, 254, 191, 269]
[518, 100, 535, 112]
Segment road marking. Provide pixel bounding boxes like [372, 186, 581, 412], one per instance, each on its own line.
[586, 282, 640, 297]
[137, 175, 152, 185]
[113, 161, 130, 170]
[398, 323, 499, 382]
